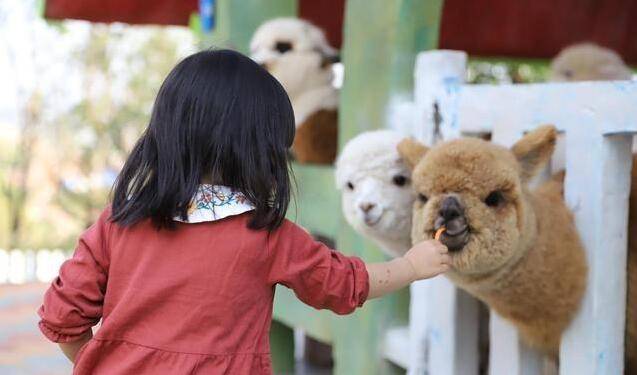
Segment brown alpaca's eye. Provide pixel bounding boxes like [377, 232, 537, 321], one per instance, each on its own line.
[392, 175, 408, 187]
[485, 191, 505, 207]
[275, 41, 293, 54]
[418, 193, 428, 204]
[346, 181, 354, 190]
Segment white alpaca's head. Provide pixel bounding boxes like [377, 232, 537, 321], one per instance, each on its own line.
[250, 18, 338, 101]
[336, 130, 415, 257]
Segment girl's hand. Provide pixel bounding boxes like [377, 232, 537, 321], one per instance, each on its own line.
[403, 240, 451, 281]
[366, 240, 450, 300]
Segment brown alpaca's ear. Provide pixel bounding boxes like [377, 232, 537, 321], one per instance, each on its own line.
[397, 138, 429, 170]
[511, 125, 558, 182]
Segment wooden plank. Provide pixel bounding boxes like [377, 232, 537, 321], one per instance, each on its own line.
[561, 130, 634, 375]
[287, 163, 340, 239]
[456, 81, 637, 136]
[273, 287, 334, 344]
[488, 314, 543, 375]
[384, 326, 410, 368]
[425, 277, 480, 375]
[339, 0, 444, 145]
[330, 1, 444, 374]
[412, 49, 481, 375]
[270, 320, 296, 373]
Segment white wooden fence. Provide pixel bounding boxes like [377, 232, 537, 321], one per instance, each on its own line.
[0, 249, 70, 284]
[382, 50, 637, 375]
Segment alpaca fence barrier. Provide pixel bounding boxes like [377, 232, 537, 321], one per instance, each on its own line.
[0, 249, 70, 285]
[384, 49, 637, 374]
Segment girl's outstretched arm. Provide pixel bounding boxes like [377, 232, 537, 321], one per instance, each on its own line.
[59, 330, 92, 363]
[366, 240, 450, 299]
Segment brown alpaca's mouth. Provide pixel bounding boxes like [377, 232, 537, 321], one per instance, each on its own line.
[433, 216, 470, 252]
[439, 228, 470, 252]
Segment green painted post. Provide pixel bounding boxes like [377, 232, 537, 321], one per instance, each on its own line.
[339, 0, 444, 143]
[194, 2, 299, 372]
[200, 0, 297, 53]
[270, 320, 296, 374]
[331, 1, 444, 374]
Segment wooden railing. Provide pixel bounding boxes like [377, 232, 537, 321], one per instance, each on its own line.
[0, 249, 70, 284]
[384, 49, 637, 375]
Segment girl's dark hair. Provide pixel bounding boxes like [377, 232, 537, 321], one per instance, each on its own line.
[111, 49, 295, 231]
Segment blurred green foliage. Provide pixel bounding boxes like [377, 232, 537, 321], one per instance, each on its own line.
[0, 23, 193, 250]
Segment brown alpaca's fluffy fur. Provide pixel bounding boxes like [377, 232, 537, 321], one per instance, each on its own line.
[292, 109, 338, 164]
[399, 126, 587, 355]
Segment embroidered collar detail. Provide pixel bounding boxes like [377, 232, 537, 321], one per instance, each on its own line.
[173, 185, 254, 223]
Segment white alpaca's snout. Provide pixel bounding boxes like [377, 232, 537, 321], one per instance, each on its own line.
[352, 179, 386, 227]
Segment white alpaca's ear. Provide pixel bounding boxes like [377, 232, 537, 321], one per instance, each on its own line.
[511, 125, 557, 182]
[397, 138, 428, 171]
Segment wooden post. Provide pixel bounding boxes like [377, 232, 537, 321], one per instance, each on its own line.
[487, 123, 550, 375]
[410, 49, 480, 375]
[339, 0, 444, 143]
[561, 129, 634, 375]
[201, 0, 297, 53]
[334, 1, 444, 373]
[197, 2, 299, 372]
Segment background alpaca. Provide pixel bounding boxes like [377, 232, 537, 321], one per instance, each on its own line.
[398, 126, 587, 355]
[250, 18, 339, 164]
[549, 42, 633, 82]
[335, 130, 415, 257]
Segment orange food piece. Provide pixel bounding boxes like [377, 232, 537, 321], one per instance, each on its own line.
[435, 227, 446, 241]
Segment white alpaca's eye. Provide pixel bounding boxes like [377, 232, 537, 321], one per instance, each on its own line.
[392, 175, 408, 187]
[275, 41, 293, 54]
[346, 181, 354, 190]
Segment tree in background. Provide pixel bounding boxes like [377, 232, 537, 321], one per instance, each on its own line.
[0, 0, 194, 249]
[52, 25, 194, 233]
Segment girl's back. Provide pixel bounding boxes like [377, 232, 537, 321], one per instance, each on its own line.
[41, 204, 368, 374]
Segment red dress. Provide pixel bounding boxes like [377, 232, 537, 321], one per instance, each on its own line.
[38, 208, 369, 374]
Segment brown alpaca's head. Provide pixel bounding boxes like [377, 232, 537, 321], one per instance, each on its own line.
[398, 126, 557, 277]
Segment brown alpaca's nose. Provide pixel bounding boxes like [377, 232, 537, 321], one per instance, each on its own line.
[439, 196, 463, 221]
[359, 202, 375, 213]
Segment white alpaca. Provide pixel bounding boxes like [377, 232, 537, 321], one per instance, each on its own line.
[335, 130, 415, 257]
[250, 18, 338, 125]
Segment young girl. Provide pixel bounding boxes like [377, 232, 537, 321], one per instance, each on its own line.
[38, 49, 449, 374]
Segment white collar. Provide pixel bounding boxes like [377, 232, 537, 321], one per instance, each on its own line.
[173, 185, 254, 223]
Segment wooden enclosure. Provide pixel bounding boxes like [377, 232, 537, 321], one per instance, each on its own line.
[392, 50, 637, 375]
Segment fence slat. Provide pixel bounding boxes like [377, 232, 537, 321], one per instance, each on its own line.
[413, 50, 481, 375]
[561, 130, 634, 375]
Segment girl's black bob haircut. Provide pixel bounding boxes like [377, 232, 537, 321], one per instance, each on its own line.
[111, 49, 295, 231]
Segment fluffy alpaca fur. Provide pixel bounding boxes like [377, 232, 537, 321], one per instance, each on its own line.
[335, 130, 415, 257]
[550, 43, 633, 82]
[250, 18, 339, 164]
[398, 126, 587, 355]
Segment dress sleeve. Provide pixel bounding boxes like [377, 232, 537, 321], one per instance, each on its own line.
[267, 220, 369, 315]
[38, 208, 111, 343]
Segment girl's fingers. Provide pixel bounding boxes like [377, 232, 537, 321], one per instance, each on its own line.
[441, 254, 452, 265]
[438, 244, 448, 254]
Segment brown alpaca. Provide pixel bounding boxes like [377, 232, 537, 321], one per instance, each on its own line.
[398, 126, 587, 355]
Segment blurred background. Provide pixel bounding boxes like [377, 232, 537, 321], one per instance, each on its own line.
[0, 1, 195, 373]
